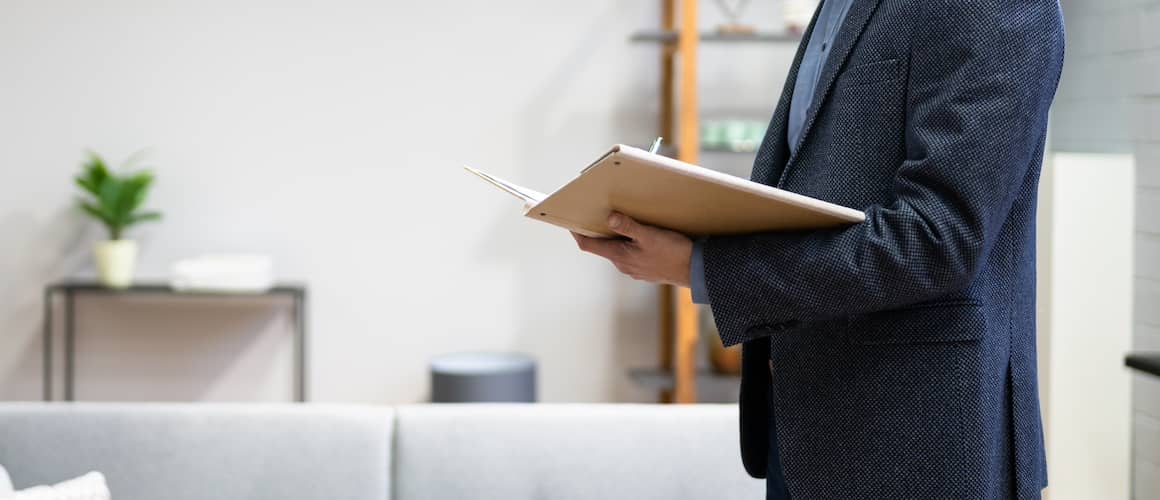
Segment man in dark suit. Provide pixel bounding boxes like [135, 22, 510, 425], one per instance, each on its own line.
[574, 0, 1065, 497]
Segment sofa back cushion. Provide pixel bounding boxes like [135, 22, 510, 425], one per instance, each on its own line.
[393, 404, 762, 500]
[0, 404, 393, 500]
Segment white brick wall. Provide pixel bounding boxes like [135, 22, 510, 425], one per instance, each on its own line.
[1054, 0, 1160, 497]
[1137, 323, 1160, 352]
[1138, 190, 1160, 234]
[1135, 373, 1160, 499]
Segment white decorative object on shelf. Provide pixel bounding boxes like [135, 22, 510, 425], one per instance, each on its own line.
[169, 254, 275, 293]
[713, 0, 755, 34]
[782, 0, 820, 34]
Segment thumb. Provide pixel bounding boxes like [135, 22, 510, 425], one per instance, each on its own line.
[607, 212, 647, 241]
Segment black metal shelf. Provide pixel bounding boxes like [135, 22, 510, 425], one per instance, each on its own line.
[47, 280, 306, 295]
[1126, 353, 1160, 378]
[628, 367, 740, 394]
[630, 30, 802, 44]
[43, 279, 309, 402]
[703, 146, 759, 154]
[658, 144, 759, 157]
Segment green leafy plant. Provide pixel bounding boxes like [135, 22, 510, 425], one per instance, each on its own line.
[74, 152, 162, 240]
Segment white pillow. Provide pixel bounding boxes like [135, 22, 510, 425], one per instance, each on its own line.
[0, 464, 13, 495]
[0, 472, 109, 500]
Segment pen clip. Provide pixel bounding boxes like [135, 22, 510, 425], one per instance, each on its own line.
[648, 137, 663, 154]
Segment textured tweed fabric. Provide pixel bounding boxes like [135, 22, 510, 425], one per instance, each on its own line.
[702, 0, 1065, 498]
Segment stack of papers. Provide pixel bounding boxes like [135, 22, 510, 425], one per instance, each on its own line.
[466, 144, 864, 238]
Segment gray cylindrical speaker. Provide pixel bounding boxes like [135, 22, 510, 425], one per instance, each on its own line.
[430, 352, 537, 403]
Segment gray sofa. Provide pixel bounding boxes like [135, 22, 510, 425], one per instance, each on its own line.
[0, 403, 762, 499]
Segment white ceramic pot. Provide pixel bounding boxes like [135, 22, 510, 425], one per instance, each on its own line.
[94, 240, 138, 288]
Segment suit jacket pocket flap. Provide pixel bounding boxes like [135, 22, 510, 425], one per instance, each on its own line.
[847, 301, 986, 345]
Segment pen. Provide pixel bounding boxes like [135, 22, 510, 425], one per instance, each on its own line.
[649, 137, 663, 154]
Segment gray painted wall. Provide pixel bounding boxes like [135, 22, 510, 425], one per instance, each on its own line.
[1052, 0, 1160, 496]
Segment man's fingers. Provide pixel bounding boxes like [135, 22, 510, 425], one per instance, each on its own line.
[573, 213, 690, 285]
[575, 234, 628, 261]
[607, 212, 649, 241]
[573, 229, 646, 280]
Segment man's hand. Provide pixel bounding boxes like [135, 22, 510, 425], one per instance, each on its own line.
[572, 212, 693, 287]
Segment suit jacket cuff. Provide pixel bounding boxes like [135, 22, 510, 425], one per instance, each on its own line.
[690, 238, 710, 305]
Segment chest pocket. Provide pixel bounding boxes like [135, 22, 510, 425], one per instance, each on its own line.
[836, 58, 902, 90]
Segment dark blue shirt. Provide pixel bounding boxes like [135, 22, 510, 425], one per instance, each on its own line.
[691, 0, 855, 305]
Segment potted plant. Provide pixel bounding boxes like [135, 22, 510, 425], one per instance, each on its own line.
[75, 153, 162, 288]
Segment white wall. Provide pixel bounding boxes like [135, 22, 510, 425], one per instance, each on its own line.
[1051, 0, 1160, 497]
[0, 1, 796, 403]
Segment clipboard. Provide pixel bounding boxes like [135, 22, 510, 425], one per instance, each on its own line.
[467, 144, 865, 238]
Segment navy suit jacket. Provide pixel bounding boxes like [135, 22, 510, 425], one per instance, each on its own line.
[702, 0, 1065, 498]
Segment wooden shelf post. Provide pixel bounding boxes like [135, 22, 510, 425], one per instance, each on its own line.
[635, 0, 798, 403]
[656, 0, 678, 405]
[672, 0, 700, 404]
[650, 0, 701, 404]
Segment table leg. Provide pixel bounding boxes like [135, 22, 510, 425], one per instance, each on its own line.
[64, 289, 75, 401]
[294, 291, 307, 402]
[43, 288, 53, 401]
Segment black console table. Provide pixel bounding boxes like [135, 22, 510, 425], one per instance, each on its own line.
[1126, 352, 1160, 378]
[43, 280, 308, 402]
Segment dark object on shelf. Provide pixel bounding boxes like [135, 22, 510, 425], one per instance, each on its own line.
[1125, 353, 1160, 378]
[430, 352, 537, 403]
[42, 280, 308, 402]
[630, 30, 802, 44]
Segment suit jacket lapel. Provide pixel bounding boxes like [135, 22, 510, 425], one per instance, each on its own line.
[750, 2, 824, 186]
[778, 0, 884, 186]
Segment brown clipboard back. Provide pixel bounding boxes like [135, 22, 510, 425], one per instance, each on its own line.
[524, 144, 865, 238]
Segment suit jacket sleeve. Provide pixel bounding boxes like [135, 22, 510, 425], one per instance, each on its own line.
[703, 0, 1065, 346]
